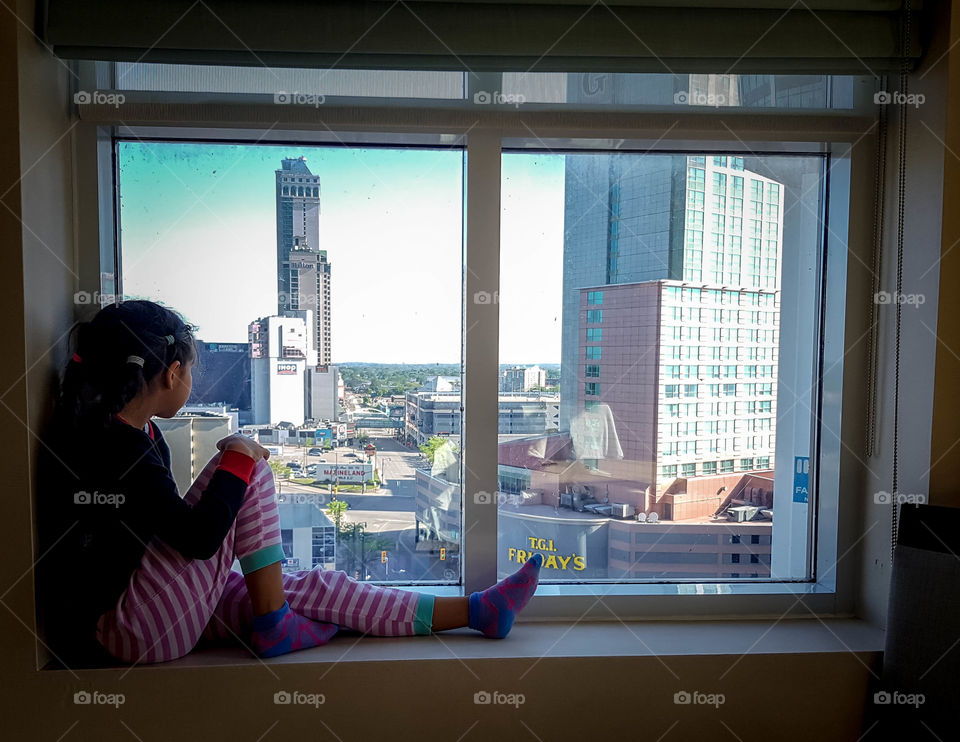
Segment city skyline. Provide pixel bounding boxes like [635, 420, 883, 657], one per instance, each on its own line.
[118, 142, 565, 364]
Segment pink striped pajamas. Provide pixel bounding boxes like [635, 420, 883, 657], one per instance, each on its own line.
[96, 453, 433, 664]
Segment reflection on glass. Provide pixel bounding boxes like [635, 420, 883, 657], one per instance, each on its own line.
[491, 151, 824, 581]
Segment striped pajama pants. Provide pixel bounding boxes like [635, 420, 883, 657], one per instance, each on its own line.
[96, 454, 434, 664]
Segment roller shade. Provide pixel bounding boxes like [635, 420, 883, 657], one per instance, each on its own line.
[41, 0, 921, 74]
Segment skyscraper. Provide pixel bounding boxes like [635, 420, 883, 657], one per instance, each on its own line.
[275, 157, 332, 366]
[563, 154, 783, 500]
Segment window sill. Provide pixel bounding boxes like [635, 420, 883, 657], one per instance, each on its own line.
[74, 616, 881, 671]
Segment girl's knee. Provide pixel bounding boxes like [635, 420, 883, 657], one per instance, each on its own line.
[251, 457, 275, 486]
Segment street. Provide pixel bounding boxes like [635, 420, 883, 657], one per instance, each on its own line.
[273, 432, 453, 582]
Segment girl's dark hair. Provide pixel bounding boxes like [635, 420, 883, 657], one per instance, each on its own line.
[56, 300, 197, 431]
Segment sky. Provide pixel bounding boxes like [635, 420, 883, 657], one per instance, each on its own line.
[118, 142, 565, 364]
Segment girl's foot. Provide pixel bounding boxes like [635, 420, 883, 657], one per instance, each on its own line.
[468, 554, 543, 639]
[251, 601, 338, 658]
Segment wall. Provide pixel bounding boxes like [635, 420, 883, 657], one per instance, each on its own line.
[929, 2, 960, 506]
[855, 0, 958, 627]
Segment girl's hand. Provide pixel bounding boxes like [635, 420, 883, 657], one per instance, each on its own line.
[216, 434, 270, 462]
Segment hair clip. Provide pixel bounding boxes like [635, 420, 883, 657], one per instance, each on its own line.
[165, 335, 175, 345]
[126, 355, 145, 367]
[71, 353, 83, 363]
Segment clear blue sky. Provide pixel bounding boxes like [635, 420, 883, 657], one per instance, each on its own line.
[118, 142, 565, 364]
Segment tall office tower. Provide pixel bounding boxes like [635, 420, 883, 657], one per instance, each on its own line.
[276, 157, 332, 366]
[576, 280, 779, 502]
[563, 154, 784, 498]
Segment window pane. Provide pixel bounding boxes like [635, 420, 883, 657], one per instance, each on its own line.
[107, 62, 464, 99]
[500, 73, 860, 110]
[117, 140, 464, 584]
[499, 150, 825, 581]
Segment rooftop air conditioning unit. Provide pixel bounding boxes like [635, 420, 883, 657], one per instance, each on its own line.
[611, 503, 636, 519]
[727, 506, 760, 522]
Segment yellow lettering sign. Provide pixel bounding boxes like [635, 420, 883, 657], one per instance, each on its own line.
[507, 544, 585, 571]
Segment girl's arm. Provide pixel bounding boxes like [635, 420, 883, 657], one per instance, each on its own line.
[122, 449, 257, 560]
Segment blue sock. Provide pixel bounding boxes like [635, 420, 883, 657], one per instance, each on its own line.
[468, 554, 543, 639]
[250, 601, 338, 658]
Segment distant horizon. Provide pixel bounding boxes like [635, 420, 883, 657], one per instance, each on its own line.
[192, 350, 562, 368]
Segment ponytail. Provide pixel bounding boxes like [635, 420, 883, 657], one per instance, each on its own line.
[55, 300, 197, 432]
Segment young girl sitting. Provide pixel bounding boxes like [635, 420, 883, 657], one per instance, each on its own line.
[38, 300, 541, 665]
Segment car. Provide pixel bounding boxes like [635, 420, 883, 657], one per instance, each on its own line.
[308, 448, 323, 456]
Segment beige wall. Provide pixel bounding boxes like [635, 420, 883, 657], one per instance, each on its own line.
[930, 1, 960, 506]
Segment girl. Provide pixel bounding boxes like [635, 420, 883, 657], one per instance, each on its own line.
[39, 300, 541, 666]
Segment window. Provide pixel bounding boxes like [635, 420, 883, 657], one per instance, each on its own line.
[119, 138, 462, 584]
[112, 109, 838, 595]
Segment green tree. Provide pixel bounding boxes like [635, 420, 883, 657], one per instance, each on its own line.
[419, 436, 457, 464]
[325, 499, 349, 539]
[269, 459, 291, 480]
[337, 522, 392, 580]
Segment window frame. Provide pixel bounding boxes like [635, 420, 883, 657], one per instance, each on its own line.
[76, 97, 863, 620]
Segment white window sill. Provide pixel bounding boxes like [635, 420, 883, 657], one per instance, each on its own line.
[118, 617, 882, 671]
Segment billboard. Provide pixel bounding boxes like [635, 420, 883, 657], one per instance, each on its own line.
[276, 362, 298, 375]
[316, 464, 373, 483]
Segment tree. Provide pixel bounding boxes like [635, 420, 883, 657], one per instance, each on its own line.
[269, 459, 291, 480]
[337, 522, 392, 580]
[325, 498, 349, 539]
[419, 436, 457, 464]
